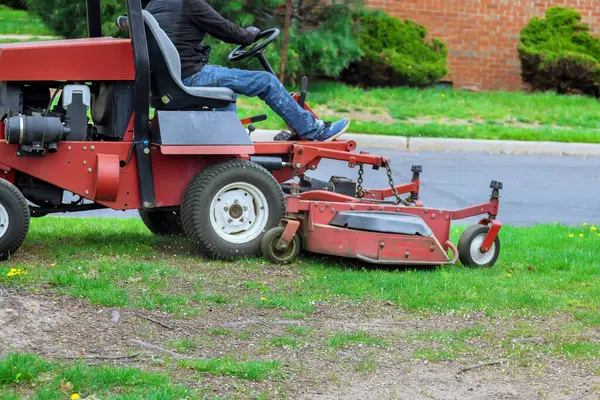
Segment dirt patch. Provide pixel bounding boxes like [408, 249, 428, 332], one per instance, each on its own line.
[1, 289, 599, 399]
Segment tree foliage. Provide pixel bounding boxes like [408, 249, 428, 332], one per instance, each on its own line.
[205, 0, 363, 83]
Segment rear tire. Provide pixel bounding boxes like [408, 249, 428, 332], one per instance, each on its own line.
[457, 224, 500, 268]
[181, 160, 285, 260]
[0, 179, 30, 260]
[139, 208, 183, 236]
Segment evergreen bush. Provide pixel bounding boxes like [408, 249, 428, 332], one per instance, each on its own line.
[518, 7, 600, 96]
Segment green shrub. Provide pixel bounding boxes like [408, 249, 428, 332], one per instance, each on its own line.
[341, 10, 448, 88]
[25, 0, 129, 39]
[206, 0, 363, 83]
[0, 0, 27, 10]
[518, 7, 600, 96]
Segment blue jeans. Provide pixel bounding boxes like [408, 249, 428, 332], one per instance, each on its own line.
[182, 65, 324, 139]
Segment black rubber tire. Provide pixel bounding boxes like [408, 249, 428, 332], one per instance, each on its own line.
[180, 159, 285, 260]
[0, 179, 30, 260]
[139, 207, 183, 236]
[261, 227, 301, 265]
[457, 224, 500, 268]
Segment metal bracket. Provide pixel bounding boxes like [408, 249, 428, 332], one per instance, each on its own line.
[276, 220, 300, 250]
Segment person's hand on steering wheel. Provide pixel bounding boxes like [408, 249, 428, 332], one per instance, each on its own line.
[246, 26, 261, 39]
[228, 28, 280, 63]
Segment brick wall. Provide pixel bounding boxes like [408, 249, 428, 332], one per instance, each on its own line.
[367, 0, 600, 91]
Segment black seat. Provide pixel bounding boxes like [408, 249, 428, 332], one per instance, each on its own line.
[142, 10, 236, 110]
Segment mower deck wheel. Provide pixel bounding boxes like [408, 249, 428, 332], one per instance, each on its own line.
[0, 179, 30, 260]
[139, 207, 183, 236]
[457, 224, 500, 268]
[181, 159, 285, 260]
[261, 227, 301, 265]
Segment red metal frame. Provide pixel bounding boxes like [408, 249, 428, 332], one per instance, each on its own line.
[479, 218, 502, 252]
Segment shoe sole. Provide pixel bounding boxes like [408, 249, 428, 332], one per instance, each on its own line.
[324, 121, 350, 142]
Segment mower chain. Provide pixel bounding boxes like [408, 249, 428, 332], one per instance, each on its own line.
[384, 161, 410, 206]
[356, 164, 365, 198]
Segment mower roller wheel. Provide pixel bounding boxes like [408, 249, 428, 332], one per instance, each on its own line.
[181, 159, 285, 260]
[457, 224, 500, 268]
[0, 179, 30, 260]
[261, 227, 301, 265]
[138, 208, 183, 236]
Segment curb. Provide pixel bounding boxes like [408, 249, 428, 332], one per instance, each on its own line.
[253, 130, 600, 157]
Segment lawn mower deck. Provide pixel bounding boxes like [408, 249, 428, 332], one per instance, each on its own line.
[262, 173, 503, 267]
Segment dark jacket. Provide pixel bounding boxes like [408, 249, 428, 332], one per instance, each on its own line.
[145, 0, 257, 79]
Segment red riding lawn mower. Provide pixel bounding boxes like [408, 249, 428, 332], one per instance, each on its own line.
[0, 0, 503, 267]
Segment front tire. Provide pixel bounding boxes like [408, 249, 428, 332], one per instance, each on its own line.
[457, 224, 500, 268]
[181, 160, 285, 260]
[0, 179, 30, 260]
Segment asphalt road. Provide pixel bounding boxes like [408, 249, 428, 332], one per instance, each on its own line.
[63, 149, 600, 226]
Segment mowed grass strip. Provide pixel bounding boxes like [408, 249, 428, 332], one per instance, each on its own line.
[179, 358, 282, 381]
[1, 219, 599, 322]
[327, 331, 389, 349]
[0, 5, 53, 36]
[237, 82, 600, 142]
[0, 352, 190, 399]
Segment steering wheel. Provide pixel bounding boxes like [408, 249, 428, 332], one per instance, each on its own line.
[228, 28, 280, 62]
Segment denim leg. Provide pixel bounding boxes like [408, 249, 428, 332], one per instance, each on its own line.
[182, 65, 324, 139]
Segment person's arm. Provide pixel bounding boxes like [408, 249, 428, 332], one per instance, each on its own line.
[187, 0, 258, 45]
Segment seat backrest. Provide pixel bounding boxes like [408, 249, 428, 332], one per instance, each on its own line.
[142, 10, 183, 84]
[141, 10, 232, 110]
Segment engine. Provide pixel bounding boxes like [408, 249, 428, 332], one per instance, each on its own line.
[0, 81, 133, 157]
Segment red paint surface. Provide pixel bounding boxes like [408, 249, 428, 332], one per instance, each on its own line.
[0, 38, 135, 81]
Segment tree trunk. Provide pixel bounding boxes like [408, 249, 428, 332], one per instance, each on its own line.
[279, 0, 293, 82]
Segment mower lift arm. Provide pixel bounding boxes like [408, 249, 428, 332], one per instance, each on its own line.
[288, 144, 387, 173]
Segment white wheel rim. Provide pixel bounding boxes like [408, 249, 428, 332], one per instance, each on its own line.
[469, 232, 496, 265]
[209, 182, 269, 244]
[0, 204, 9, 239]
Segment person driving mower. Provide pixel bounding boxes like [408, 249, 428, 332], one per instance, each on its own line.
[145, 0, 350, 141]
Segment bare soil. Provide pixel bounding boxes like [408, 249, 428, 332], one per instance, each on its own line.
[1, 288, 599, 399]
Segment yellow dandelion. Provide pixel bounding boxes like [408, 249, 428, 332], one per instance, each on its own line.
[7, 272, 14, 277]
[467, 126, 472, 131]
[441, 93, 446, 98]
[554, 222, 558, 225]
[505, 273, 512, 278]
[260, 297, 267, 301]
[579, 233, 584, 237]
[10, 268, 16, 273]
[583, 222, 588, 226]
[598, 233, 600, 237]
[71, 394, 80, 400]
[51, 263, 56, 267]
[591, 226, 597, 231]
[568, 234, 574, 238]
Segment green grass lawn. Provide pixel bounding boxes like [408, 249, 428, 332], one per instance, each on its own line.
[0, 5, 53, 36]
[1, 218, 598, 318]
[1, 218, 599, 398]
